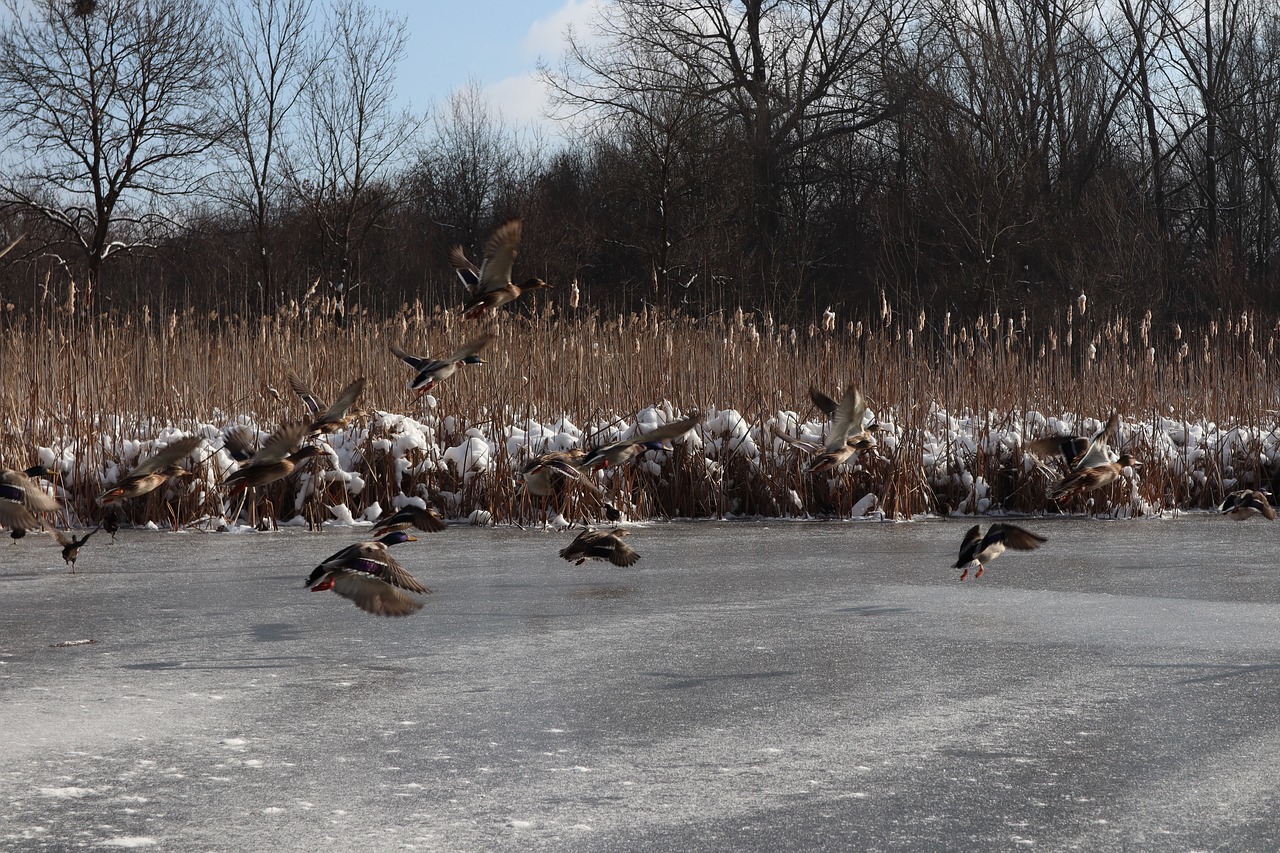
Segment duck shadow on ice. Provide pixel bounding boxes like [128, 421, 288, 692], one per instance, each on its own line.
[122, 654, 314, 672]
[834, 604, 912, 616]
[1116, 661, 1280, 684]
[640, 670, 799, 690]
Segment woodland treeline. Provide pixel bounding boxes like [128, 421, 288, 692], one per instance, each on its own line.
[1, 0, 1279, 325]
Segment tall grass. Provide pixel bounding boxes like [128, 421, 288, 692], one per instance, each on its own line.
[2, 296, 1276, 526]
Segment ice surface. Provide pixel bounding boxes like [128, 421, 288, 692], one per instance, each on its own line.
[2, 519, 1280, 851]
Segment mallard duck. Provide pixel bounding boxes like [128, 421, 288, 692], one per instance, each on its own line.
[776, 386, 879, 464]
[98, 436, 202, 505]
[224, 423, 318, 495]
[450, 218, 551, 319]
[287, 374, 366, 434]
[954, 523, 1046, 580]
[1048, 454, 1142, 500]
[559, 527, 640, 567]
[101, 509, 120, 542]
[305, 531, 430, 616]
[1219, 489, 1276, 521]
[1, 465, 60, 535]
[521, 449, 591, 497]
[50, 526, 100, 572]
[221, 425, 259, 462]
[804, 386, 872, 473]
[371, 504, 447, 535]
[388, 333, 494, 393]
[579, 413, 703, 471]
[1027, 412, 1120, 469]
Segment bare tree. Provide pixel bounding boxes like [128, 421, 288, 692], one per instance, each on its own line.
[0, 0, 223, 307]
[411, 83, 531, 249]
[286, 0, 419, 312]
[216, 0, 317, 308]
[546, 0, 918, 306]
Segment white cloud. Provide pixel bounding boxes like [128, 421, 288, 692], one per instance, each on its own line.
[484, 73, 552, 126]
[521, 0, 603, 59]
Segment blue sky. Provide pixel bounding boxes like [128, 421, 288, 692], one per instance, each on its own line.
[377, 0, 600, 129]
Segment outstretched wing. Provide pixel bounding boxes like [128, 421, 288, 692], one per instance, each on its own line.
[327, 571, 425, 617]
[809, 386, 839, 417]
[321, 377, 365, 422]
[133, 435, 201, 477]
[251, 423, 308, 465]
[476, 218, 522, 294]
[389, 343, 432, 371]
[620, 412, 704, 449]
[773, 427, 823, 455]
[222, 426, 258, 462]
[991, 523, 1047, 551]
[287, 372, 323, 417]
[0, 469, 60, 512]
[448, 245, 481, 294]
[0, 499, 37, 530]
[446, 332, 495, 363]
[349, 543, 431, 594]
[826, 386, 865, 452]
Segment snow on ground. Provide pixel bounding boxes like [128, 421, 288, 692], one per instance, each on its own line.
[28, 403, 1277, 525]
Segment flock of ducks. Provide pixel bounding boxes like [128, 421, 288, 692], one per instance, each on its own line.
[2, 220, 1274, 614]
[0, 219, 683, 616]
[949, 408, 1273, 579]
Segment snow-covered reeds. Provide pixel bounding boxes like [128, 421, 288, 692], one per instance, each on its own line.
[2, 297, 1277, 526]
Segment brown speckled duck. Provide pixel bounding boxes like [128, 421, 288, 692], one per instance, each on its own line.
[98, 436, 201, 505]
[450, 218, 551, 319]
[305, 531, 430, 617]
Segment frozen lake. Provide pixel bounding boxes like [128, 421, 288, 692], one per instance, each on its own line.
[2, 517, 1279, 851]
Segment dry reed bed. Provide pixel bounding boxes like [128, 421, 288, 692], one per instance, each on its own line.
[1, 300, 1277, 528]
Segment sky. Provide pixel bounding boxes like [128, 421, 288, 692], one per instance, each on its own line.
[377, 0, 602, 133]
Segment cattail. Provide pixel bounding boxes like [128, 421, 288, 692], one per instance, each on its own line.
[822, 306, 836, 331]
[943, 312, 951, 337]
[917, 309, 926, 332]
[569, 279, 580, 309]
[1077, 292, 1087, 315]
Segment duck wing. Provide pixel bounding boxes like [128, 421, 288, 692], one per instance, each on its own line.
[825, 386, 865, 452]
[600, 535, 640, 567]
[0, 469, 60, 512]
[327, 571, 425, 617]
[287, 372, 324, 417]
[0, 499, 37, 530]
[347, 542, 431, 593]
[808, 386, 839, 417]
[772, 428, 823, 454]
[250, 423, 308, 465]
[388, 343, 433, 372]
[448, 245, 482, 295]
[955, 524, 983, 567]
[222, 426, 258, 462]
[989, 523, 1047, 550]
[133, 435, 201, 477]
[622, 412, 704, 448]
[476, 218, 522, 295]
[446, 332, 496, 362]
[320, 376, 366, 422]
